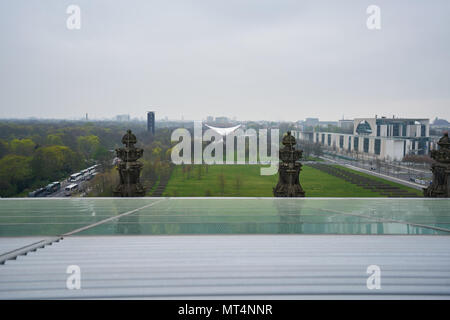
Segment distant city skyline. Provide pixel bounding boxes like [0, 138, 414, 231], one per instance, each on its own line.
[4, 114, 447, 125]
[1, 1, 449, 121]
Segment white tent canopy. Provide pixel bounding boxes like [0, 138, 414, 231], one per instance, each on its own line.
[204, 124, 241, 136]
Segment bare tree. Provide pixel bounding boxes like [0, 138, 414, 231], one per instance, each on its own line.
[235, 175, 242, 195]
[197, 165, 202, 180]
[218, 172, 226, 195]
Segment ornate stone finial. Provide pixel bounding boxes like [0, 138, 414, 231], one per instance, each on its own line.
[122, 129, 137, 148]
[113, 130, 145, 197]
[282, 131, 296, 148]
[438, 132, 449, 148]
[273, 131, 305, 197]
[424, 132, 450, 198]
[430, 131, 450, 164]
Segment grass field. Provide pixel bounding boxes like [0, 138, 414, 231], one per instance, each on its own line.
[162, 164, 405, 197]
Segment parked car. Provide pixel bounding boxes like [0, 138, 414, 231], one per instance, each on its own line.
[45, 182, 61, 194]
[64, 184, 79, 196]
[28, 187, 46, 198]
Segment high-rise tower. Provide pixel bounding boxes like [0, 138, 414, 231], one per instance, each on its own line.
[147, 111, 155, 134]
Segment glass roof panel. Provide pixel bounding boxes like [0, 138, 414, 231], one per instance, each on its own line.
[1, 198, 449, 236]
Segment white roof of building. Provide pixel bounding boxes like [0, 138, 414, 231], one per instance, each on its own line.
[205, 124, 241, 136]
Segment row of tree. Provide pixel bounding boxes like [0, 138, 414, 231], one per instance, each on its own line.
[0, 120, 316, 197]
[0, 120, 146, 197]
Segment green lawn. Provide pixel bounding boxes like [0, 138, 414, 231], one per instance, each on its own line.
[163, 164, 389, 197]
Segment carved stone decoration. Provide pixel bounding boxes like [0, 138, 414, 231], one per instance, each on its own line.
[273, 131, 306, 197]
[113, 130, 145, 197]
[424, 132, 450, 198]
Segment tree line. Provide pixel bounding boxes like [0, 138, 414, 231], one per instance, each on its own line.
[0, 119, 318, 197]
[0, 120, 146, 197]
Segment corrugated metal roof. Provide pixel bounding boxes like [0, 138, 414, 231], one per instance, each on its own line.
[1, 235, 449, 299]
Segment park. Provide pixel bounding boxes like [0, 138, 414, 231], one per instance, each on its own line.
[161, 163, 423, 198]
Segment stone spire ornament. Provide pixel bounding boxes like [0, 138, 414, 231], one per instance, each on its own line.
[273, 131, 306, 197]
[113, 130, 145, 197]
[424, 132, 450, 197]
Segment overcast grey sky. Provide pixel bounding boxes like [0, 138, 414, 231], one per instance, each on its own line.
[0, 0, 449, 121]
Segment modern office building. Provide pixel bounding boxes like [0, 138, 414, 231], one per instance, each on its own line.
[308, 117, 431, 161]
[147, 111, 155, 134]
[318, 121, 338, 127]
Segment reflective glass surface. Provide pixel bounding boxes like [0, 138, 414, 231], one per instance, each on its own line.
[0, 198, 449, 236]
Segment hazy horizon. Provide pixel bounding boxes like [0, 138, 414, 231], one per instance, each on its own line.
[0, 114, 448, 124]
[1, 0, 449, 121]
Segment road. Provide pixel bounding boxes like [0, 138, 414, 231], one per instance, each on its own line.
[47, 177, 91, 198]
[320, 153, 432, 187]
